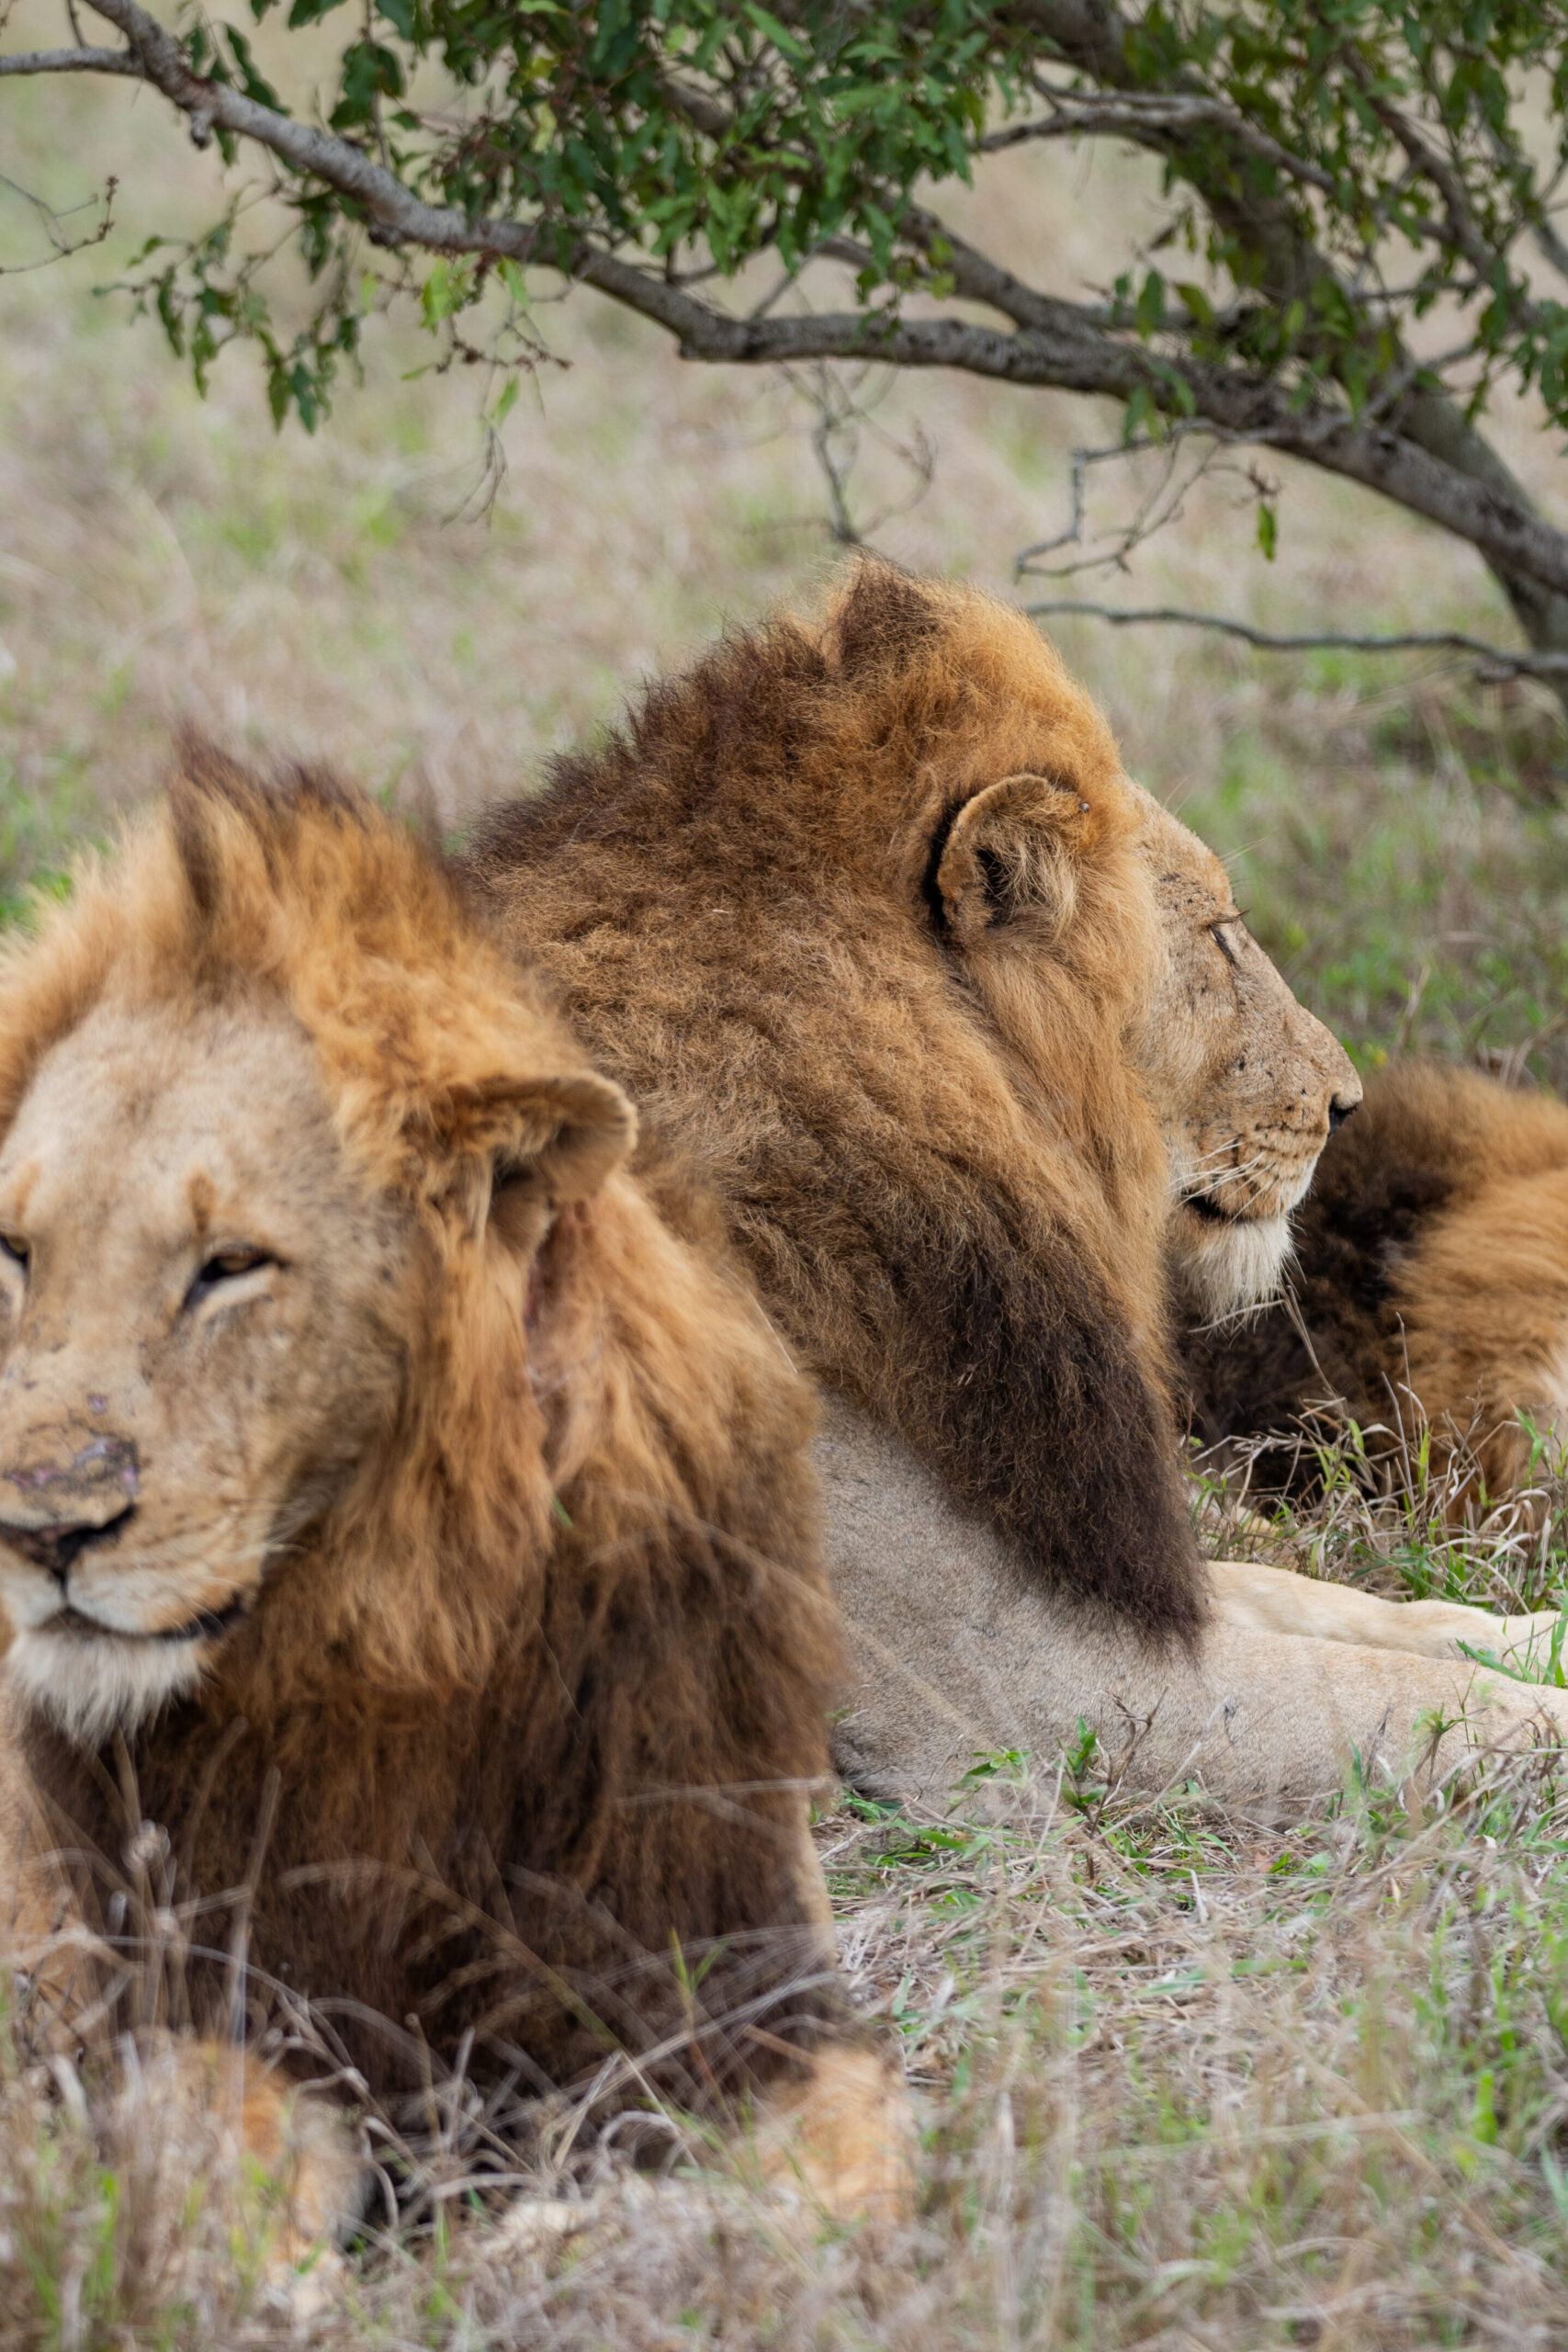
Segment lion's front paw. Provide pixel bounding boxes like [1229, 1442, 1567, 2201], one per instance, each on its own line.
[105, 2031, 372, 2281]
[754, 2041, 916, 2225]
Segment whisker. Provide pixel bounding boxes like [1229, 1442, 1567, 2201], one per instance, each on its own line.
[1178, 1154, 1266, 1204]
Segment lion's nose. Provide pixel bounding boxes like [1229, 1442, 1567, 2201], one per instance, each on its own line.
[0, 1505, 135, 1584]
[0, 1429, 139, 1528]
[1327, 1088, 1360, 1134]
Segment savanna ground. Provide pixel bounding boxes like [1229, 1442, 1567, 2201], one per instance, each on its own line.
[8, 41, 1568, 2352]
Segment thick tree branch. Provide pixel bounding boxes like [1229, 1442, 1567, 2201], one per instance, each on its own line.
[575, 281, 1568, 609]
[992, 0, 1568, 690]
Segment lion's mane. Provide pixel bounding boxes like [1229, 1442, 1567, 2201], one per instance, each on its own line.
[467, 560, 1204, 1639]
[6, 748, 846, 2106]
[1183, 1058, 1568, 1502]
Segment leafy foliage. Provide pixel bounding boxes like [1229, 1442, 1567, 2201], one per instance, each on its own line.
[59, 0, 1568, 444]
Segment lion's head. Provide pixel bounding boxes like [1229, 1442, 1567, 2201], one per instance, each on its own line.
[1183, 1057, 1568, 1512]
[0, 750, 640, 1747]
[1129, 786, 1359, 1322]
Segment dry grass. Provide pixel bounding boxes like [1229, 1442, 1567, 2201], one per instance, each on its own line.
[11, 1703, 1568, 2349]
[9, 44, 1568, 2352]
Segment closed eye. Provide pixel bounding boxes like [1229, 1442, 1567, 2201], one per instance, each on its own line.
[1210, 920, 1245, 967]
[185, 1245, 278, 1310]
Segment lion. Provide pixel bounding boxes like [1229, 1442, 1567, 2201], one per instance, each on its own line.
[465, 560, 1568, 1811]
[1183, 1057, 1568, 1510]
[0, 748, 908, 2258]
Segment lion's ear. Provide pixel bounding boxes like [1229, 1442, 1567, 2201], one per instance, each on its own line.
[474, 1070, 636, 1253]
[933, 774, 1094, 947]
[493, 1071, 637, 1204]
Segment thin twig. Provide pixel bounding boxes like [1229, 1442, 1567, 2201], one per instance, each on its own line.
[987, 85, 1337, 195]
[782, 358, 935, 545]
[1022, 599, 1568, 678]
[1015, 428, 1275, 580]
[0, 166, 117, 272]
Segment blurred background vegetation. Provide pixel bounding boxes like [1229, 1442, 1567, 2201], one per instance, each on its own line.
[6, 18, 1568, 1099]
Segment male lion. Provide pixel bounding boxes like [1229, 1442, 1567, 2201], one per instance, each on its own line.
[467, 561, 1568, 1810]
[0, 750, 906, 2251]
[1185, 1057, 1568, 1511]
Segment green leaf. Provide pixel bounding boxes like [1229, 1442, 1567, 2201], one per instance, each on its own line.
[330, 37, 405, 130]
[221, 26, 285, 111]
[1256, 500, 1278, 561]
[739, 2, 809, 62]
[420, 256, 474, 327]
[1123, 382, 1156, 443]
[1135, 267, 1166, 339]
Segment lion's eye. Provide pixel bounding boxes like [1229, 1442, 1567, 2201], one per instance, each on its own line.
[186, 1246, 276, 1309]
[1210, 921, 1243, 967]
[0, 1233, 29, 1272]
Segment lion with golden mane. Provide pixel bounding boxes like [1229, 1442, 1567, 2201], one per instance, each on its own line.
[0, 750, 907, 2248]
[467, 561, 1568, 1811]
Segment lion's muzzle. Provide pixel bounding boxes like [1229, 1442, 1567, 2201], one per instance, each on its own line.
[0, 1425, 140, 1522]
[0, 1501, 136, 1580]
[0, 1426, 141, 1584]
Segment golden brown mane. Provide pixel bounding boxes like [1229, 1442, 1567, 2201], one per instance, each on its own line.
[467, 559, 1204, 1639]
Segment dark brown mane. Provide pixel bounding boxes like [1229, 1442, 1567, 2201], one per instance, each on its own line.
[467, 560, 1205, 1642]
[1181, 1059, 1568, 1504]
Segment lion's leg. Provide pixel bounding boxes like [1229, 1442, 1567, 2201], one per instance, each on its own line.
[1206, 1556, 1564, 1671]
[817, 1396, 1568, 1813]
[122, 2034, 371, 2268]
[747, 1797, 915, 2223]
[839, 1565, 1568, 1815]
[3, 1729, 368, 2275]
[0, 1715, 100, 2036]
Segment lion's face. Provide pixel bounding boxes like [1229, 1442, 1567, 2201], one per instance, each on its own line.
[1129, 786, 1360, 1319]
[913, 728, 1358, 1328]
[0, 995, 415, 1746]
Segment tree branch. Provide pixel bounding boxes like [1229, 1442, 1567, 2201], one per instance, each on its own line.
[39, 0, 1568, 615]
[1024, 599, 1568, 680]
[1369, 90, 1541, 328]
[609, 291, 1568, 608]
[0, 44, 141, 74]
[996, 0, 1568, 688]
[984, 87, 1336, 195]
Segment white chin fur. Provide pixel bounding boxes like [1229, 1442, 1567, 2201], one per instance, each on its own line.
[1174, 1211, 1292, 1321]
[3, 1627, 208, 1747]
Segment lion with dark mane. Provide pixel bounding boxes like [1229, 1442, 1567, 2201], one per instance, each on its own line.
[1185, 1057, 1568, 1512]
[468, 561, 1568, 1810]
[0, 749, 906, 2252]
